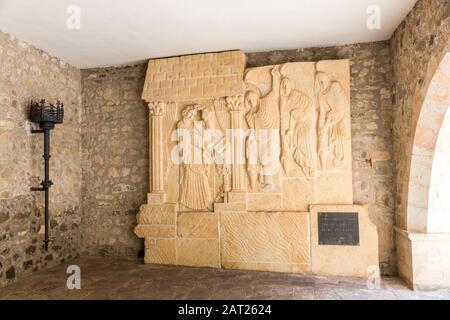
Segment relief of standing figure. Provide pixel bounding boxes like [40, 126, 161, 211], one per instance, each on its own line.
[177, 104, 212, 210]
[280, 77, 315, 176]
[316, 72, 347, 170]
[245, 66, 282, 191]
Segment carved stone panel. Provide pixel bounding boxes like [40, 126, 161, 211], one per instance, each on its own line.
[244, 60, 352, 211]
[220, 211, 311, 273]
[141, 51, 247, 211]
[135, 52, 363, 276]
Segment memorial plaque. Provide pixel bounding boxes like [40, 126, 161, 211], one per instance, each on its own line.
[318, 212, 359, 246]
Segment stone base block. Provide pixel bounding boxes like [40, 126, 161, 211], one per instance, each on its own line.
[136, 203, 177, 226]
[147, 192, 166, 204]
[177, 239, 220, 268]
[309, 204, 379, 277]
[214, 202, 247, 212]
[177, 212, 218, 238]
[176, 211, 220, 268]
[222, 261, 309, 273]
[135, 203, 178, 265]
[396, 228, 450, 290]
[227, 191, 247, 203]
[136, 203, 382, 278]
[282, 178, 315, 211]
[315, 172, 353, 205]
[220, 211, 311, 273]
[135, 225, 175, 238]
[144, 238, 176, 265]
[247, 193, 282, 211]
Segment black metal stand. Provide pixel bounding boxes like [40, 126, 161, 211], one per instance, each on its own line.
[29, 99, 64, 251]
[31, 123, 54, 251]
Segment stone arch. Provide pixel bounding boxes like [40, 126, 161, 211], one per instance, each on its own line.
[428, 108, 450, 232]
[406, 52, 450, 233]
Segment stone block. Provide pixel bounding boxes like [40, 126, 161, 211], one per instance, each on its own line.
[227, 191, 247, 203]
[136, 203, 177, 226]
[177, 212, 218, 238]
[213, 202, 247, 212]
[247, 193, 282, 211]
[396, 230, 450, 289]
[220, 211, 311, 272]
[282, 177, 315, 211]
[147, 192, 166, 204]
[315, 172, 353, 204]
[144, 238, 176, 265]
[134, 225, 175, 238]
[176, 238, 220, 268]
[309, 204, 379, 277]
[222, 261, 309, 273]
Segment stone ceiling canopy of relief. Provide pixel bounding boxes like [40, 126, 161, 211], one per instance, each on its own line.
[142, 51, 247, 102]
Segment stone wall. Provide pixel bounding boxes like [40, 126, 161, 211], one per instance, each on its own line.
[390, 0, 449, 288]
[390, 0, 449, 231]
[0, 31, 82, 287]
[80, 64, 148, 258]
[247, 42, 396, 275]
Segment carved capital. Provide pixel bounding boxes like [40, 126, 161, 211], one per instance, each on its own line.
[225, 96, 244, 112]
[148, 101, 165, 116]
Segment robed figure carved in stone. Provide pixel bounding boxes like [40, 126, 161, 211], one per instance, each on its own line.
[245, 66, 282, 191]
[177, 104, 212, 210]
[316, 72, 347, 170]
[280, 77, 315, 176]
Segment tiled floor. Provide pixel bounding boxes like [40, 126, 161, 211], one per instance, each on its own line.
[0, 257, 449, 300]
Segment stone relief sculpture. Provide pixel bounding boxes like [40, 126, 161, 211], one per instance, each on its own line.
[245, 64, 316, 179]
[315, 71, 348, 170]
[137, 53, 355, 273]
[177, 104, 213, 210]
[244, 63, 350, 179]
[244, 66, 282, 191]
[280, 77, 315, 176]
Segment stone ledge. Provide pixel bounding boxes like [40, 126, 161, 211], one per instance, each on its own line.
[394, 226, 450, 242]
[134, 225, 175, 238]
[136, 203, 177, 227]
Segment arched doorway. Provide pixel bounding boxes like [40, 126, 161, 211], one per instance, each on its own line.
[428, 109, 450, 233]
[397, 52, 450, 289]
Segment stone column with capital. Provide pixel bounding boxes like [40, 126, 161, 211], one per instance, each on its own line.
[148, 101, 166, 204]
[225, 95, 247, 204]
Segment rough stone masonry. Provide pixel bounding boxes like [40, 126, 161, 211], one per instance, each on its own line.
[0, 31, 82, 287]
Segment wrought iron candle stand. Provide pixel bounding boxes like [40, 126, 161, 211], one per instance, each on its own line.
[29, 99, 64, 251]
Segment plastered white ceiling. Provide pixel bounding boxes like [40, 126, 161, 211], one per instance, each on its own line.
[0, 0, 417, 68]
